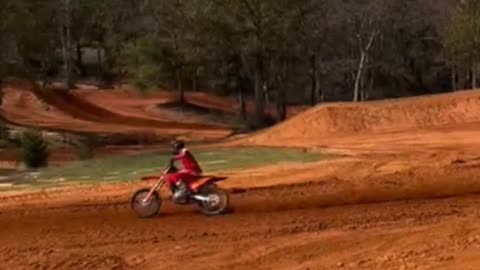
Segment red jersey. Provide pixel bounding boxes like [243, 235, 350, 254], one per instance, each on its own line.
[173, 148, 202, 174]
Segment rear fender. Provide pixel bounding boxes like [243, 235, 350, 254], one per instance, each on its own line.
[190, 176, 228, 192]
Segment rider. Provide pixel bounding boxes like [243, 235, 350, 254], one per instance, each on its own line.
[167, 140, 203, 200]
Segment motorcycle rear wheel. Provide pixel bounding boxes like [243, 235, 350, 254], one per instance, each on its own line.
[197, 185, 229, 216]
[131, 188, 161, 218]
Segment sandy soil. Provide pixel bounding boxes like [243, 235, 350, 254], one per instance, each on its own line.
[2, 88, 480, 269]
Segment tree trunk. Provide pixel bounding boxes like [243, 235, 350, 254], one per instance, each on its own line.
[472, 62, 477, 89]
[76, 42, 85, 77]
[192, 68, 198, 92]
[254, 57, 265, 127]
[360, 70, 366, 101]
[353, 51, 366, 102]
[176, 69, 184, 104]
[277, 88, 286, 121]
[309, 53, 318, 106]
[263, 82, 270, 105]
[96, 43, 102, 81]
[366, 72, 375, 101]
[276, 61, 288, 121]
[101, 47, 115, 87]
[354, 30, 377, 102]
[310, 78, 316, 106]
[314, 71, 322, 104]
[61, 0, 74, 90]
[235, 54, 247, 121]
[238, 84, 247, 120]
[0, 78, 3, 107]
[451, 62, 457, 91]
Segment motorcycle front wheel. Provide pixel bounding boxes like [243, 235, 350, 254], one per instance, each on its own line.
[131, 188, 161, 218]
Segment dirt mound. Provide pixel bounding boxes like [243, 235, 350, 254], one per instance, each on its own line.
[186, 91, 307, 117]
[0, 85, 231, 142]
[239, 89, 480, 146]
[33, 88, 229, 131]
[77, 89, 232, 124]
[0, 87, 99, 132]
[78, 88, 307, 118]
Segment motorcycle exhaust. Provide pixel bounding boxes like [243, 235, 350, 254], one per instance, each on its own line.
[192, 195, 210, 202]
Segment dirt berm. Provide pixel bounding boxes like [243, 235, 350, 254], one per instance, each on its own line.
[32, 88, 230, 131]
[238, 89, 480, 146]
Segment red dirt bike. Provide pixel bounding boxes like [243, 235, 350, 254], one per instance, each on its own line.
[131, 164, 230, 218]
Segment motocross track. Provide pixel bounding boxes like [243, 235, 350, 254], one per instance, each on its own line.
[75, 87, 306, 121]
[4, 89, 480, 269]
[0, 81, 304, 142]
[0, 82, 233, 141]
[0, 81, 305, 165]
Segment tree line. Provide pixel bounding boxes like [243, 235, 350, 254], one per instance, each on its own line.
[0, 0, 479, 126]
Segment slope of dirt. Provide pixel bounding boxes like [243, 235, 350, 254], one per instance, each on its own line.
[33, 88, 229, 131]
[76, 88, 307, 121]
[0, 87, 107, 133]
[236, 89, 480, 147]
[0, 85, 232, 141]
[76, 89, 237, 125]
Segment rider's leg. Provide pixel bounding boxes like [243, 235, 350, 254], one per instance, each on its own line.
[164, 174, 179, 193]
[172, 173, 198, 199]
[167, 172, 187, 200]
[175, 179, 188, 197]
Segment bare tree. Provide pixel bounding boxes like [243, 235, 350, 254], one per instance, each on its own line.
[350, 1, 384, 102]
[60, 0, 74, 89]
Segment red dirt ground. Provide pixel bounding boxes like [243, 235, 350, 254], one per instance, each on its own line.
[75, 87, 307, 120]
[230, 89, 480, 148]
[0, 82, 307, 166]
[1, 85, 232, 142]
[3, 88, 480, 269]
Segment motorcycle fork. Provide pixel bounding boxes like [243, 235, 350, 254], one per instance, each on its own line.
[143, 177, 165, 203]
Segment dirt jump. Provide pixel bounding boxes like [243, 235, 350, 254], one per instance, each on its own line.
[1, 84, 233, 141]
[2, 87, 480, 269]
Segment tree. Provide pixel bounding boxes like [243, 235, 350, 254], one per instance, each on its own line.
[60, 0, 74, 89]
[1, 0, 62, 87]
[341, 0, 386, 102]
[132, 0, 193, 103]
[0, 0, 471, 124]
[196, 0, 306, 125]
[20, 129, 50, 169]
[444, 0, 480, 89]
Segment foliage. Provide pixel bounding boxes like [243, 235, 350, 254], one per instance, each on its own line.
[20, 129, 50, 169]
[1, 0, 479, 124]
[445, 1, 480, 63]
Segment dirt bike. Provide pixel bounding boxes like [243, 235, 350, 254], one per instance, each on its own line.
[131, 164, 230, 218]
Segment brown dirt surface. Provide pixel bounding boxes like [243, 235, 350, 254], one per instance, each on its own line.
[76, 87, 307, 121]
[32, 87, 229, 131]
[3, 89, 480, 269]
[2, 150, 480, 270]
[234, 89, 480, 147]
[0, 84, 232, 141]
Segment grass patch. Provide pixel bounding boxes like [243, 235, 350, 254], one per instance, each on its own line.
[5, 147, 326, 190]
